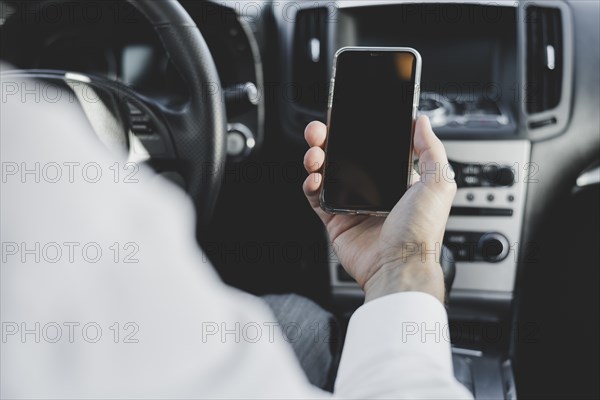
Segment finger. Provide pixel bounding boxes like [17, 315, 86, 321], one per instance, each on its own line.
[303, 172, 322, 197]
[304, 121, 327, 148]
[413, 115, 446, 165]
[412, 116, 456, 194]
[303, 146, 325, 174]
[302, 173, 334, 225]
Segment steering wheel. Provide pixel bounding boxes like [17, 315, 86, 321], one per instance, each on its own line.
[1, 0, 227, 235]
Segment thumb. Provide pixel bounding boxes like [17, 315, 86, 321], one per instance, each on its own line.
[413, 116, 456, 195]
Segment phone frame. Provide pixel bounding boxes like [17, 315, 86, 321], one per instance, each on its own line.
[320, 46, 422, 216]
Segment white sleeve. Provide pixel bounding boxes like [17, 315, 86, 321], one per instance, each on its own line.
[2, 77, 469, 400]
[1, 80, 326, 399]
[334, 292, 473, 399]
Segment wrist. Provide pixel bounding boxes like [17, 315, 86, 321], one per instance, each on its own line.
[363, 261, 445, 303]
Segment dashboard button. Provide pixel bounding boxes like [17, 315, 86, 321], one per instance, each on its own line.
[463, 165, 481, 175]
[483, 165, 515, 187]
[227, 131, 246, 157]
[464, 176, 481, 186]
[478, 233, 509, 263]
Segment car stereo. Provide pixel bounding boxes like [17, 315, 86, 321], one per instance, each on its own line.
[418, 92, 516, 134]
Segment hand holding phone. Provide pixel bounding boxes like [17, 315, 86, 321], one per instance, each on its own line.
[303, 115, 457, 303]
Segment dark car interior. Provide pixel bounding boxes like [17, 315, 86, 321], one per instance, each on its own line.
[1, 0, 598, 398]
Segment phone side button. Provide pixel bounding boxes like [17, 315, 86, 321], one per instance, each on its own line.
[328, 79, 335, 108]
[413, 85, 421, 108]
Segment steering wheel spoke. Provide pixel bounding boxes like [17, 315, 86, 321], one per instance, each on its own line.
[121, 95, 177, 163]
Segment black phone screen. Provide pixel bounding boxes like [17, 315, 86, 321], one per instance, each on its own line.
[322, 49, 419, 213]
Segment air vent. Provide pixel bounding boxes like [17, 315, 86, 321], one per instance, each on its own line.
[525, 6, 563, 114]
[293, 7, 329, 110]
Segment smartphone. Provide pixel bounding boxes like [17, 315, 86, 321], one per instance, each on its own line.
[320, 47, 422, 216]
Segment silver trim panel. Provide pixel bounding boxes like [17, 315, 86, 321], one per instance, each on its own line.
[329, 140, 531, 300]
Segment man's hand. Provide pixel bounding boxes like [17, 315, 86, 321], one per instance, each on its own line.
[303, 116, 457, 303]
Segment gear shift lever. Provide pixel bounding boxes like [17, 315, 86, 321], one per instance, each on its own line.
[440, 245, 456, 302]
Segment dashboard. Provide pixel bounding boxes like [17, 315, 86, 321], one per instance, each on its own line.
[272, 1, 574, 303]
[0, 0, 264, 147]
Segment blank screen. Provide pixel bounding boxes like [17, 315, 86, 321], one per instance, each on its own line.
[322, 49, 417, 212]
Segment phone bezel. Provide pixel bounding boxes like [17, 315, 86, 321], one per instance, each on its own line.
[319, 46, 423, 216]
